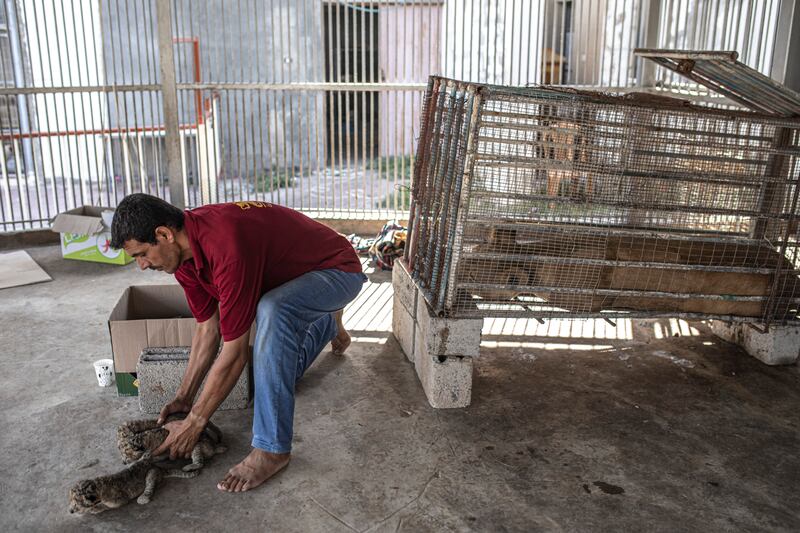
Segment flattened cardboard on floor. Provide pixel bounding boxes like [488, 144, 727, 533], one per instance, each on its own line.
[52, 205, 134, 265]
[108, 284, 255, 396]
[0, 250, 52, 289]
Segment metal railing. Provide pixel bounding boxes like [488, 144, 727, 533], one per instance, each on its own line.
[0, 0, 794, 231]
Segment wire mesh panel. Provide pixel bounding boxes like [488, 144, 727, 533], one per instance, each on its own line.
[407, 76, 800, 325]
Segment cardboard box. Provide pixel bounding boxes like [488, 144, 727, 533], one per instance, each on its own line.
[108, 284, 254, 396]
[51, 206, 134, 265]
[109, 285, 196, 396]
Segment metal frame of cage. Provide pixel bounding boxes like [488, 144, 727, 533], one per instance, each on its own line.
[405, 75, 800, 328]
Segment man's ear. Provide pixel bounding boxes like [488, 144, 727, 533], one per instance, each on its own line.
[154, 226, 175, 243]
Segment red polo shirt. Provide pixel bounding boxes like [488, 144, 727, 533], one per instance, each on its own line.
[174, 201, 362, 341]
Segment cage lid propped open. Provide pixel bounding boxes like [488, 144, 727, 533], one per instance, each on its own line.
[634, 49, 800, 118]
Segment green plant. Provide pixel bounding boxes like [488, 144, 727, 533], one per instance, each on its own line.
[254, 167, 301, 193]
[368, 155, 414, 183]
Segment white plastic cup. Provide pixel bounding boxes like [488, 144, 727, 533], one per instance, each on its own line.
[93, 359, 115, 387]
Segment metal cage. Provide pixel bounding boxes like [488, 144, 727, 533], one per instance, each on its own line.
[406, 75, 800, 326]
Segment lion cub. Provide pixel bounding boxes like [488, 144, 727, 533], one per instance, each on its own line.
[68, 452, 198, 514]
[68, 414, 228, 514]
[117, 413, 227, 472]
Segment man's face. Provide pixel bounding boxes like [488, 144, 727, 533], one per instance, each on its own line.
[123, 227, 182, 274]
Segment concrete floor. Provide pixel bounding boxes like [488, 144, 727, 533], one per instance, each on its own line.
[2, 244, 800, 532]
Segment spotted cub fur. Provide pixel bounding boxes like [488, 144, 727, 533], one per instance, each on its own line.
[68, 452, 198, 514]
[116, 413, 227, 472]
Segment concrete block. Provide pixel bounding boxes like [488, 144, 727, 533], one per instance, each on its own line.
[137, 346, 251, 414]
[392, 259, 418, 318]
[709, 320, 740, 344]
[390, 258, 479, 408]
[415, 293, 482, 358]
[413, 331, 473, 408]
[740, 324, 800, 366]
[414, 316, 474, 408]
[392, 295, 416, 363]
[709, 321, 800, 366]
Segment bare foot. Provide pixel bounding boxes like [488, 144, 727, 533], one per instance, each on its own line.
[216, 449, 290, 493]
[331, 309, 351, 356]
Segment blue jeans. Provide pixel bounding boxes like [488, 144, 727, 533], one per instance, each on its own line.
[251, 268, 366, 453]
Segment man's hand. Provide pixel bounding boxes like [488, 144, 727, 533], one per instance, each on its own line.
[157, 396, 193, 425]
[152, 412, 207, 460]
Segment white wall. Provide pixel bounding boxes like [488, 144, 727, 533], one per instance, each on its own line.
[379, 5, 441, 158]
[441, 0, 546, 85]
[600, 0, 641, 86]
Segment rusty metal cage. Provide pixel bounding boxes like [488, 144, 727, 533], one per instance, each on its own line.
[406, 75, 800, 326]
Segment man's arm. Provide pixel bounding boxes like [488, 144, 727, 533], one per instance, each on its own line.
[157, 309, 222, 424]
[153, 329, 250, 459]
[189, 332, 250, 422]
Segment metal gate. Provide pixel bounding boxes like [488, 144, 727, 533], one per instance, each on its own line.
[0, 0, 795, 230]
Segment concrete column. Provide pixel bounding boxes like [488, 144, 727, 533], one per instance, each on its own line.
[770, 0, 800, 91]
[155, 0, 184, 208]
[637, 0, 662, 88]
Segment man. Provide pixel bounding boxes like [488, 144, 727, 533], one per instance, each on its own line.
[110, 194, 366, 493]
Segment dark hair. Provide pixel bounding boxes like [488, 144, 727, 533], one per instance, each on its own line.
[110, 193, 185, 249]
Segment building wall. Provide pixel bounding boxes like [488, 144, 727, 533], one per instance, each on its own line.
[441, 0, 545, 86]
[378, 4, 441, 158]
[100, 0, 325, 179]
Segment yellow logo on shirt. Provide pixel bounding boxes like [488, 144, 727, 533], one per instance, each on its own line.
[234, 201, 272, 210]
